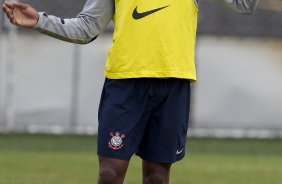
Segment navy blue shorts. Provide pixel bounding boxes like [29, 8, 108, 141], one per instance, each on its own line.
[97, 78, 190, 163]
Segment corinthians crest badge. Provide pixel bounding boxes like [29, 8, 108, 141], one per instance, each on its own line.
[109, 132, 125, 150]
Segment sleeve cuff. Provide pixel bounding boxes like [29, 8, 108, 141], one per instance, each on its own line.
[33, 12, 48, 30]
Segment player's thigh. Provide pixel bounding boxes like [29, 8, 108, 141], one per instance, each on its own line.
[137, 79, 191, 163]
[97, 79, 152, 161]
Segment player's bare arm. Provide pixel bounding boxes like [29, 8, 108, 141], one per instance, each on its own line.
[2, 0, 114, 44]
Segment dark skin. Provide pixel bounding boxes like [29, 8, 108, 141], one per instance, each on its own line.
[98, 157, 171, 184]
[142, 160, 171, 184]
[2, 1, 172, 183]
[98, 157, 129, 184]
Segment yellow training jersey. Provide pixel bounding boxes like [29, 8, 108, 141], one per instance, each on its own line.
[105, 0, 199, 81]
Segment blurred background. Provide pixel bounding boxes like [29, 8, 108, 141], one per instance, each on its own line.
[0, 1, 282, 184]
[1, 0, 282, 138]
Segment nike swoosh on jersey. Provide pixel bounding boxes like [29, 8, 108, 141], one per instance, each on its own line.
[132, 5, 170, 20]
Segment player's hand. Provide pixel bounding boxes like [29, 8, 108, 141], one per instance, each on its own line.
[2, 1, 39, 28]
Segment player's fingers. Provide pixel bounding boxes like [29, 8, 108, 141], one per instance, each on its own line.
[2, 3, 9, 13]
[3, 1, 14, 9]
[10, 18, 18, 25]
[13, 2, 29, 9]
[2, 6, 7, 13]
[6, 13, 12, 21]
[5, 7, 13, 15]
[2, 3, 14, 15]
[7, 12, 14, 20]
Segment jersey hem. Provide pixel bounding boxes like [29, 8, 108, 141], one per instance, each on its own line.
[105, 71, 197, 82]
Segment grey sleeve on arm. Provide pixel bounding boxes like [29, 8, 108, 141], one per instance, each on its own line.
[34, 0, 114, 44]
[217, 0, 259, 14]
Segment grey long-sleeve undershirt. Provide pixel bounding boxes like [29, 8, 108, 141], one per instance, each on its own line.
[34, 0, 114, 44]
[34, 0, 258, 44]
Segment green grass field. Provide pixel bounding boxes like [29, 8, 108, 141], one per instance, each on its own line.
[0, 134, 282, 184]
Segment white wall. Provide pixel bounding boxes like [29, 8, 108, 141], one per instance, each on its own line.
[0, 33, 282, 135]
[0, 32, 109, 133]
[193, 36, 282, 130]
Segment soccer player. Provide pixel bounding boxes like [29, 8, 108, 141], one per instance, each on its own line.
[2, 0, 258, 183]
